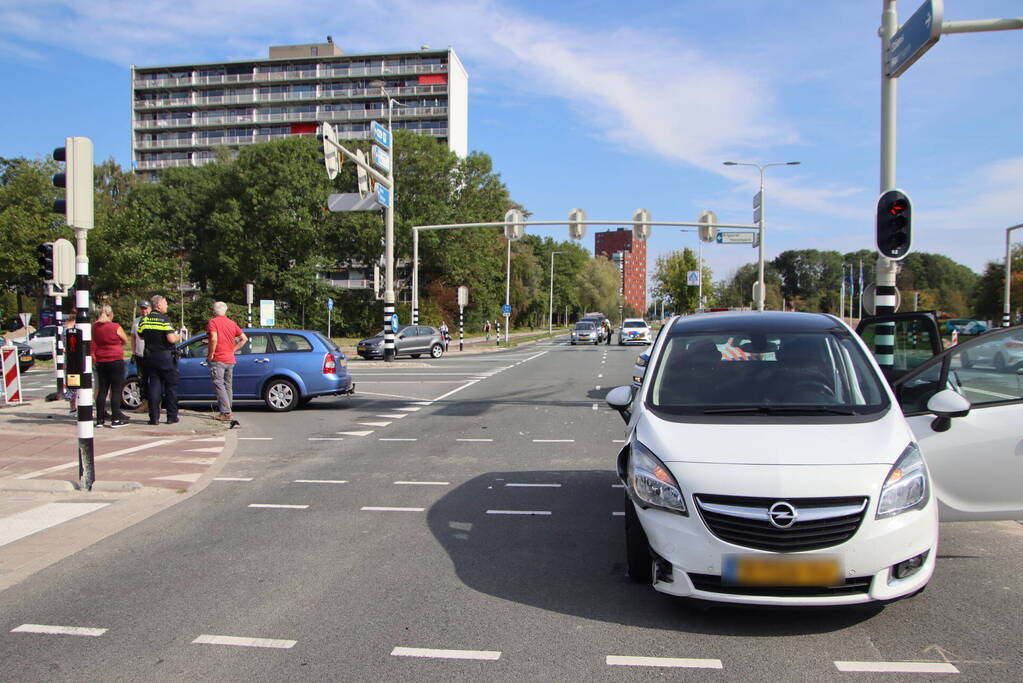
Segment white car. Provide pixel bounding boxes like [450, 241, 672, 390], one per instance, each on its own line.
[26, 325, 58, 358]
[619, 318, 652, 345]
[960, 329, 1023, 373]
[606, 311, 1023, 607]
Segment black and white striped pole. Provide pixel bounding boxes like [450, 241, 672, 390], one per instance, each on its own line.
[53, 136, 95, 490]
[457, 285, 468, 352]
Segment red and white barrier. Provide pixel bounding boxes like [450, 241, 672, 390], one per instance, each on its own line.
[1, 344, 23, 405]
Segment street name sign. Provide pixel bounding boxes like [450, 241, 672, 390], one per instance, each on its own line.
[370, 121, 391, 149]
[376, 184, 391, 208]
[887, 0, 943, 78]
[716, 231, 756, 244]
[372, 145, 391, 173]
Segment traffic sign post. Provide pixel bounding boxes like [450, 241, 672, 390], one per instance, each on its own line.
[886, 0, 943, 78]
[327, 297, 333, 339]
[457, 285, 468, 352]
[715, 231, 756, 245]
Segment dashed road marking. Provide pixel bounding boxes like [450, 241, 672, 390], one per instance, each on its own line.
[376, 414, 407, 418]
[213, 477, 253, 482]
[834, 662, 960, 674]
[185, 447, 223, 454]
[457, 438, 493, 442]
[336, 431, 373, 437]
[192, 634, 296, 649]
[506, 483, 561, 488]
[392, 646, 501, 661]
[396, 407, 422, 412]
[358, 421, 392, 427]
[192, 437, 226, 442]
[239, 437, 273, 440]
[12, 624, 107, 637]
[379, 438, 417, 442]
[606, 655, 723, 669]
[395, 481, 449, 486]
[532, 439, 574, 443]
[612, 512, 625, 517]
[486, 510, 552, 516]
[174, 458, 215, 465]
[155, 473, 202, 483]
[293, 479, 348, 484]
[361, 506, 425, 512]
[309, 437, 345, 441]
[248, 504, 309, 510]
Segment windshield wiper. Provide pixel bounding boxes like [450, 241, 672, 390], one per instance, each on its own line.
[703, 406, 856, 416]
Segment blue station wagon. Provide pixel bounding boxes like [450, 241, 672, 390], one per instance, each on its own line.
[123, 328, 354, 412]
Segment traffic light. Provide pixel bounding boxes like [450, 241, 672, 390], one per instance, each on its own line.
[37, 242, 54, 282]
[876, 189, 912, 260]
[317, 122, 340, 180]
[52, 137, 94, 229]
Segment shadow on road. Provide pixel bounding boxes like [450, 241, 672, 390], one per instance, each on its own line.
[427, 469, 883, 636]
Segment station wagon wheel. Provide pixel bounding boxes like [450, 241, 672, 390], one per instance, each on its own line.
[264, 378, 298, 412]
[430, 343, 444, 358]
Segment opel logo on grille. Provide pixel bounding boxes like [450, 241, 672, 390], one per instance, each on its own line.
[768, 502, 798, 529]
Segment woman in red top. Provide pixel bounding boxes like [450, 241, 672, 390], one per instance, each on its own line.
[92, 304, 129, 427]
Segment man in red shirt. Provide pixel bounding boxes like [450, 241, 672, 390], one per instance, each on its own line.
[206, 301, 248, 421]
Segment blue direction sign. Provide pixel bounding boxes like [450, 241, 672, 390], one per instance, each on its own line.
[390, 313, 399, 333]
[375, 184, 391, 208]
[327, 297, 334, 311]
[887, 0, 943, 78]
[502, 304, 512, 315]
[716, 231, 755, 245]
[370, 120, 391, 150]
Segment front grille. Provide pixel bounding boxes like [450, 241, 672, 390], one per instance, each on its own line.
[694, 494, 868, 552]
[687, 573, 872, 598]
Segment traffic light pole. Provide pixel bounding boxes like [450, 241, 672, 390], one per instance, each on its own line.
[73, 227, 95, 490]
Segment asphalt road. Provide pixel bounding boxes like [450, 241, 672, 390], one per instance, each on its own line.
[1, 338, 1021, 681]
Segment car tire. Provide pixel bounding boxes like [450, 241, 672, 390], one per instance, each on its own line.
[263, 378, 299, 412]
[430, 344, 444, 359]
[995, 353, 1007, 373]
[624, 495, 653, 583]
[121, 376, 143, 410]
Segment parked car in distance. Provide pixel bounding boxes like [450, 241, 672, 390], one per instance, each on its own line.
[122, 328, 353, 412]
[606, 311, 1023, 607]
[946, 318, 987, 336]
[356, 325, 446, 360]
[25, 325, 58, 358]
[619, 318, 652, 345]
[1, 336, 35, 373]
[960, 329, 1023, 372]
[571, 321, 600, 345]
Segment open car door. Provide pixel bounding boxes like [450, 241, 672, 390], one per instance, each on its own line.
[859, 315, 1023, 522]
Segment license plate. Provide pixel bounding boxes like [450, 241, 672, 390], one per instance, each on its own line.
[723, 555, 842, 587]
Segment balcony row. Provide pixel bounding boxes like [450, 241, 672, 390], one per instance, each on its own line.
[134, 63, 448, 89]
[134, 106, 450, 136]
[134, 83, 449, 110]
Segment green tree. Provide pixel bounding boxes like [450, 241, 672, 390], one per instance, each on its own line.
[575, 255, 620, 315]
[714, 263, 783, 310]
[650, 248, 711, 314]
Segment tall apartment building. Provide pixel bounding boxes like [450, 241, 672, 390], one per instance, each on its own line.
[131, 40, 468, 181]
[594, 228, 647, 316]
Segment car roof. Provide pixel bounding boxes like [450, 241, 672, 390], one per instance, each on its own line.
[669, 310, 843, 335]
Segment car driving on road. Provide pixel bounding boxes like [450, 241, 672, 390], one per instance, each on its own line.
[618, 318, 652, 345]
[123, 328, 353, 412]
[606, 310, 1023, 607]
[356, 325, 446, 360]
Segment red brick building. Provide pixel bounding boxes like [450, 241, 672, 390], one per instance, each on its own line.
[594, 228, 646, 315]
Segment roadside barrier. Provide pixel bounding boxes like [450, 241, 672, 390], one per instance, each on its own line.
[1, 344, 24, 405]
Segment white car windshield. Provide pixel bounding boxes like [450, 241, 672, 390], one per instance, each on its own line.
[623, 321, 647, 328]
[575, 323, 594, 330]
[648, 330, 889, 416]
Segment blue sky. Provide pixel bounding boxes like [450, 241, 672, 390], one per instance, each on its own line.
[2, 0, 1021, 288]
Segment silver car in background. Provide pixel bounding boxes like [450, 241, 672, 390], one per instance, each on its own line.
[571, 321, 600, 345]
[357, 325, 446, 359]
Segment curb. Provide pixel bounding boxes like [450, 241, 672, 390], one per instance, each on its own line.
[0, 479, 76, 493]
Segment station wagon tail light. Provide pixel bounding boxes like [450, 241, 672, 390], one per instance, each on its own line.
[322, 353, 336, 374]
[876, 442, 929, 518]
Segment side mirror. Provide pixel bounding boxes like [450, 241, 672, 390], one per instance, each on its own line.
[926, 389, 971, 433]
[606, 385, 634, 424]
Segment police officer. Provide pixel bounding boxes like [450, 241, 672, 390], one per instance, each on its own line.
[138, 295, 181, 425]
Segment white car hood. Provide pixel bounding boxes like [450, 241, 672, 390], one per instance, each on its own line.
[634, 407, 911, 467]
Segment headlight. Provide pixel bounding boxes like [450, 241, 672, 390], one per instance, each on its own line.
[627, 441, 687, 515]
[876, 442, 929, 519]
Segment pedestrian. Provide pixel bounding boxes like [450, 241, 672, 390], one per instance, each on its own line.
[206, 301, 248, 422]
[138, 295, 181, 425]
[130, 300, 151, 414]
[604, 318, 613, 345]
[92, 304, 129, 428]
[484, 319, 491, 341]
[439, 319, 450, 351]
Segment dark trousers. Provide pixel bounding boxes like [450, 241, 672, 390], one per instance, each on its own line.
[133, 355, 148, 400]
[144, 353, 178, 423]
[95, 359, 125, 422]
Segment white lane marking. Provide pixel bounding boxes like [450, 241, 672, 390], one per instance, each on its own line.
[379, 438, 417, 441]
[506, 483, 561, 488]
[612, 439, 627, 443]
[192, 437, 226, 442]
[309, 437, 345, 441]
[361, 506, 425, 512]
[394, 481, 450, 486]
[239, 437, 273, 441]
[430, 380, 481, 403]
[391, 647, 501, 661]
[411, 401, 433, 405]
[376, 414, 407, 418]
[248, 504, 309, 509]
[612, 512, 625, 517]
[185, 447, 223, 453]
[356, 390, 426, 400]
[834, 661, 960, 674]
[358, 421, 392, 427]
[192, 634, 296, 649]
[213, 477, 254, 482]
[354, 372, 484, 376]
[457, 438, 493, 442]
[336, 431, 373, 437]
[12, 624, 107, 637]
[592, 404, 598, 410]
[965, 387, 1017, 400]
[595, 385, 601, 390]
[396, 407, 422, 412]
[606, 655, 723, 669]
[15, 439, 177, 479]
[155, 473, 202, 483]
[598, 374, 603, 378]
[532, 439, 574, 443]
[0, 503, 110, 549]
[486, 510, 552, 516]
[293, 479, 348, 484]
[611, 484, 625, 488]
[174, 458, 215, 466]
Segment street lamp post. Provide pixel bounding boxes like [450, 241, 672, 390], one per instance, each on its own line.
[549, 251, 564, 334]
[723, 160, 801, 311]
[1004, 222, 1023, 327]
